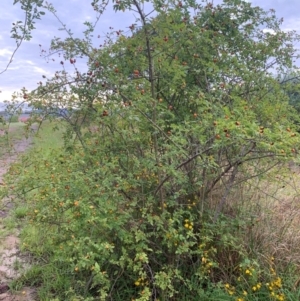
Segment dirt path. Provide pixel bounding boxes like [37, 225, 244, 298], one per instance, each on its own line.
[0, 133, 37, 301]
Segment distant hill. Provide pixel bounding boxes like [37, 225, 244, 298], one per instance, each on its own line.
[0, 102, 32, 113]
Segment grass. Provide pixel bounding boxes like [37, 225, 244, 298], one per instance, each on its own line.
[14, 205, 29, 219]
[204, 160, 300, 294]
[0, 120, 67, 299]
[30, 120, 66, 155]
[217, 163, 300, 274]
[0, 122, 26, 157]
[0, 118, 66, 159]
[2, 216, 17, 231]
[0, 119, 66, 245]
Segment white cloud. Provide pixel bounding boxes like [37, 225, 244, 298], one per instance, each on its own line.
[0, 48, 13, 57]
[33, 66, 50, 75]
[263, 29, 276, 35]
[0, 89, 18, 102]
[25, 60, 35, 65]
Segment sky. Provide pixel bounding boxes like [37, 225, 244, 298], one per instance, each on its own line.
[1, 0, 300, 103]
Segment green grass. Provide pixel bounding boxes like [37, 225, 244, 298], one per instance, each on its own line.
[9, 115, 20, 123]
[0, 119, 66, 160]
[0, 122, 26, 157]
[31, 120, 66, 156]
[14, 205, 29, 219]
[2, 120, 67, 230]
[0, 120, 66, 249]
[2, 216, 17, 231]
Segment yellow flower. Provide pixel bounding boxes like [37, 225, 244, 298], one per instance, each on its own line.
[225, 283, 230, 289]
[274, 277, 282, 288]
[245, 269, 252, 276]
[243, 290, 248, 296]
[252, 286, 257, 291]
[276, 293, 285, 301]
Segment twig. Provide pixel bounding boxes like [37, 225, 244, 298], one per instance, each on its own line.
[154, 147, 212, 196]
[213, 165, 238, 222]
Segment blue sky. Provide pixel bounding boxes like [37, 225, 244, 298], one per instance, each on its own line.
[0, 0, 299, 102]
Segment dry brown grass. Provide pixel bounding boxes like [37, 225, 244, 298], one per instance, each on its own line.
[208, 161, 300, 274]
[246, 166, 300, 271]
